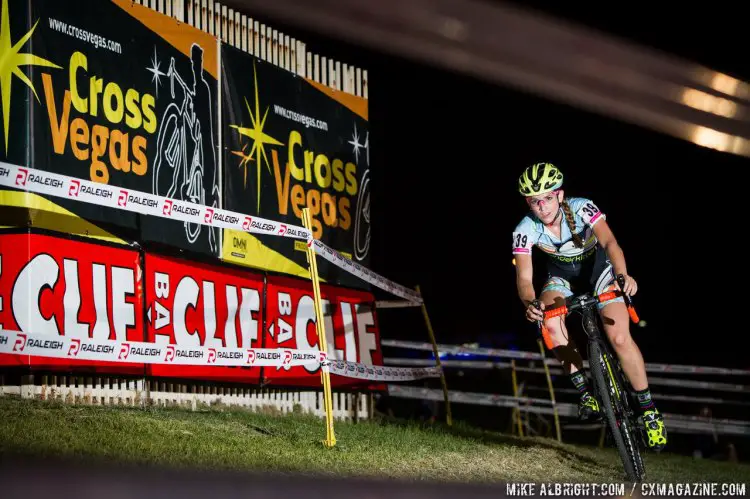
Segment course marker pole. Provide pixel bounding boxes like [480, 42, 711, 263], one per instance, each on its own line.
[302, 208, 336, 448]
[511, 359, 524, 437]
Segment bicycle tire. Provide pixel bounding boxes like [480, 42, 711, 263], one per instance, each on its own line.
[605, 341, 646, 479]
[589, 341, 643, 483]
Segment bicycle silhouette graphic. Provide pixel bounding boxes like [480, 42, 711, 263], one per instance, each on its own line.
[152, 44, 218, 253]
[354, 168, 370, 261]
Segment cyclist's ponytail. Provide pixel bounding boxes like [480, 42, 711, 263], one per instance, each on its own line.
[560, 199, 584, 248]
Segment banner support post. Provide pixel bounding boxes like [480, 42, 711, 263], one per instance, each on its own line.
[302, 208, 336, 448]
[416, 285, 451, 427]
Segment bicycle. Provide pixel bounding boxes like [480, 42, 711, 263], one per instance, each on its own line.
[533, 274, 646, 482]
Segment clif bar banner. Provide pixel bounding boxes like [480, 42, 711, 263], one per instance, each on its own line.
[0, 232, 144, 374]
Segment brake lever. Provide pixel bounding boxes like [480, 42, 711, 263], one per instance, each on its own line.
[615, 274, 640, 323]
[530, 299, 556, 350]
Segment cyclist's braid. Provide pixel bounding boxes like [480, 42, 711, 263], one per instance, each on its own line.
[560, 199, 584, 248]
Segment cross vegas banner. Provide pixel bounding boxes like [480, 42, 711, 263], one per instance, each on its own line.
[221, 44, 372, 290]
[0, 0, 220, 256]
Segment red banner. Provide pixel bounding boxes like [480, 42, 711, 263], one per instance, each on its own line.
[0, 233, 385, 389]
[263, 274, 383, 388]
[0, 232, 144, 373]
[144, 253, 263, 383]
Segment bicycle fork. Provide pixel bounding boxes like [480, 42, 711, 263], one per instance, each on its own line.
[580, 307, 624, 414]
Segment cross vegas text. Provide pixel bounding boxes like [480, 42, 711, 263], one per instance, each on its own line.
[506, 482, 747, 496]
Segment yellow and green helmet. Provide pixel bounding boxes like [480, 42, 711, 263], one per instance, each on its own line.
[518, 162, 564, 196]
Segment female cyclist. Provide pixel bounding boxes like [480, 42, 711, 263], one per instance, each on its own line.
[511, 162, 666, 451]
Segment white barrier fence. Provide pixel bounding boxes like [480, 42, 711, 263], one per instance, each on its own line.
[384, 358, 750, 395]
[386, 385, 750, 437]
[380, 340, 750, 437]
[381, 340, 750, 376]
[0, 374, 370, 421]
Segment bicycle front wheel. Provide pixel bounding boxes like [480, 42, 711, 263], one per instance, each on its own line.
[590, 341, 644, 483]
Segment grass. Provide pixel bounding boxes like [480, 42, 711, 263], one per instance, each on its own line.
[0, 396, 748, 485]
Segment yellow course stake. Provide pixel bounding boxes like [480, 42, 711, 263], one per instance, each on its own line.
[301, 208, 336, 448]
[511, 359, 524, 437]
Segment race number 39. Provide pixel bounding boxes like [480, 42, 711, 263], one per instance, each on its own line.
[578, 201, 603, 225]
[512, 232, 531, 254]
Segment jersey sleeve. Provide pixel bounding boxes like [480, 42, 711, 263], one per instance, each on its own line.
[512, 218, 539, 255]
[570, 197, 606, 227]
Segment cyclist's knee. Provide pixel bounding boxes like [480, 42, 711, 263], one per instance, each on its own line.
[540, 290, 566, 309]
[606, 325, 632, 349]
[613, 332, 629, 347]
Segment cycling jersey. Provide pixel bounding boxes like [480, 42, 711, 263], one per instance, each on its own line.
[512, 197, 620, 304]
[512, 197, 604, 264]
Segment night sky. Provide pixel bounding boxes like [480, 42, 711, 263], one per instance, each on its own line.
[366, 57, 745, 369]
[246, 3, 750, 372]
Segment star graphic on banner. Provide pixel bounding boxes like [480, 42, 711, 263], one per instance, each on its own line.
[145, 46, 165, 98]
[348, 122, 364, 164]
[231, 140, 255, 171]
[230, 59, 284, 213]
[0, 0, 61, 155]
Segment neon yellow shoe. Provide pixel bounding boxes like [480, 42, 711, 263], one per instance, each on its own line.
[578, 393, 602, 421]
[643, 409, 667, 451]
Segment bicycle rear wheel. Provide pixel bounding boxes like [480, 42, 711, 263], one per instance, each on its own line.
[589, 341, 644, 482]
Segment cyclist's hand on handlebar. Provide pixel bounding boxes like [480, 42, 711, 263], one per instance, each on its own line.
[619, 274, 638, 296]
[526, 300, 545, 322]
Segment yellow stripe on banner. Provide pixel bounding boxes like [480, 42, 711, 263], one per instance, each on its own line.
[0, 190, 127, 245]
[110, 0, 219, 80]
[221, 228, 325, 281]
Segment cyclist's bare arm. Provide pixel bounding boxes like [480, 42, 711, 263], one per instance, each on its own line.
[515, 254, 543, 321]
[593, 218, 637, 295]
